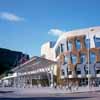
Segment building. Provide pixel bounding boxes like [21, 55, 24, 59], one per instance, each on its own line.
[1, 56, 58, 87]
[41, 26, 100, 86]
[41, 41, 56, 60]
[0, 48, 29, 75]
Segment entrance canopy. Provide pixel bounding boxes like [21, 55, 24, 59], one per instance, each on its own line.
[11, 56, 57, 75]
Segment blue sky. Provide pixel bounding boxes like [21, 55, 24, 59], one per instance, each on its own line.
[0, 0, 100, 57]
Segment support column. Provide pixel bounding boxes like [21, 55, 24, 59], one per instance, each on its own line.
[50, 70, 54, 87]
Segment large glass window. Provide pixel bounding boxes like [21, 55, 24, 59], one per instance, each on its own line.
[55, 46, 60, 57]
[67, 41, 72, 51]
[85, 38, 90, 49]
[90, 52, 96, 63]
[80, 53, 86, 64]
[76, 39, 81, 50]
[94, 36, 100, 48]
[71, 54, 77, 64]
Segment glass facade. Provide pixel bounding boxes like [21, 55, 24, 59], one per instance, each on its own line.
[76, 39, 81, 50]
[80, 53, 86, 64]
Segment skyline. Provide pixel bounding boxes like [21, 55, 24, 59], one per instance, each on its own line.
[0, 0, 100, 57]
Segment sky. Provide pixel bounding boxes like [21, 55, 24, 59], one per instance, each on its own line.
[0, 0, 100, 57]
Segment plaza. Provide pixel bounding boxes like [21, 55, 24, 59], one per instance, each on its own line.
[0, 86, 100, 100]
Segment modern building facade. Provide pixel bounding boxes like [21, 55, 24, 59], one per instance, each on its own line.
[41, 26, 100, 86]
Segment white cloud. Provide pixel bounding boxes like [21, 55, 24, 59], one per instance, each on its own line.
[0, 12, 24, 22]
[48, 29, 65, 37]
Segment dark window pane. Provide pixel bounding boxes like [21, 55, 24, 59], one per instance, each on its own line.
[60, 44, 64, 52]
[68, 71, 72, 75]
[96, 70, 100, 74]
[77, 71, 81, 74]
[61, 69, 65, 75]
[56, 46, 60, 57]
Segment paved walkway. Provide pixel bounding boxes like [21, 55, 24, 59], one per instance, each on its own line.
[0, 86, 100, 95]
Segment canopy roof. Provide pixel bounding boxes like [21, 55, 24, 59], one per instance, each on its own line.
[11, 56, 57, 73]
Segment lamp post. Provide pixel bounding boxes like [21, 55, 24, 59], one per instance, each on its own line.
[87, 31, 90, 88]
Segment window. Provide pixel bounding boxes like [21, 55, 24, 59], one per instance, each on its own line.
[68, 71, 72, 75]
[84, 65, 91, 74]
[67, 41, 72, 51]
[76, 66, 81, 74]
[60, 44, 64, 52]
[80, 53, 86, 64]
[85, 38, 90, 49]
[96, 70, 100, 74]
[90, 52, 96, 63]
[77, 71, 81, 74]
[76, 39, 81, 50]
[55, 46, 60, 57]
[94, 36, 100, 48]
[63, 56, 68, 64]
[71, 54, 77, 64]
[61, 69, 65, 76]
[50, 41, 55, 48]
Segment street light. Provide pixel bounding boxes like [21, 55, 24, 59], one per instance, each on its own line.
[87, 31, 90, 88]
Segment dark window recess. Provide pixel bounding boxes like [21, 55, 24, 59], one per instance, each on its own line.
[60, 44, 64, 52]
[56, 46, 60, 57]
[96, 70, 100, 74]
[50, 41, 55, 48]
[85, 70, 91, 74]
[68, 71, 72, 75]
[77, 71, 81, 74]
[61, 69, 65, 75]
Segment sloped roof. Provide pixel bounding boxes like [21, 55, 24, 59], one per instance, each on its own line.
[11, 56, 57, 73]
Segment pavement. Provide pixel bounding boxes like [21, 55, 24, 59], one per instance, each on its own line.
[0, 87, 100, 100]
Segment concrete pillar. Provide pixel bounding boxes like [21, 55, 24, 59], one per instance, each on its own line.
[50, 70, 54, 87]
